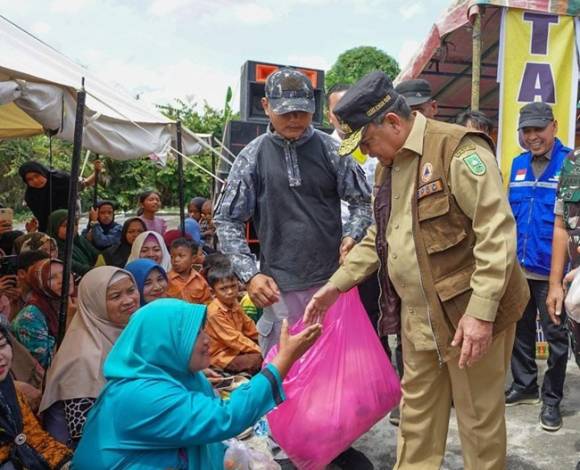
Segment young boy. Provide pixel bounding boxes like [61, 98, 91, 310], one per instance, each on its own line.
[204, 264, 262, 375]
[166, 238, 211, 304]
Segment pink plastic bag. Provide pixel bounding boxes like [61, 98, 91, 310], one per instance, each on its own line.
[264, 288, 401, 470]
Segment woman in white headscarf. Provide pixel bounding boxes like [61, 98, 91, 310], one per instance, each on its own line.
[125, 230, 171, 272]
[39, 266, 140, 448]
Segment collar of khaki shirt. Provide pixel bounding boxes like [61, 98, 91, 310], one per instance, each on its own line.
[168, 268, 201, 283]
[396, 111, 427, 160]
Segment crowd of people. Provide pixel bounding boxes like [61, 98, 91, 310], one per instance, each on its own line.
[0, 66, 578, 470]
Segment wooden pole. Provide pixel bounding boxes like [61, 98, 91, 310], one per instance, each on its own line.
[176, 121, 186, 237]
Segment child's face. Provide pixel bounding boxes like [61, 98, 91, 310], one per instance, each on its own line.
[141, 193, 161, 213]
[188, 204, 201, 221]
[212, 277, 239, 308]
[201, 201, 212, 219]
[171, 246, 195, 274]
[98, 205, 114, 225]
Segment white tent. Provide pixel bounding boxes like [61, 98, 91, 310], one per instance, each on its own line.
[0, 14, 206, 160]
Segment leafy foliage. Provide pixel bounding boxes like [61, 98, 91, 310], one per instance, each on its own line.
[326, 46, 400, 91]
[0, 99, 235, 216]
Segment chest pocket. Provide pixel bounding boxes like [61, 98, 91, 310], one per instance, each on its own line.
[417, 192, 468, 254]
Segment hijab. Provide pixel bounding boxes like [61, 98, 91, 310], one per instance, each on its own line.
[95, 200, 117, 235]
[47, 209, 98, 276]
[19, 161, 70, 233]
[103, 217, 147, 268]
[126, 231, 171, 272]
[25, 258, 63, 338]
[163, 229, 192, 250]
[40, 266, 137, 413]
[125, 259, 168, 306]
[0, 325, 51, 469]
[82, 300, 223, 468]
[20, 232, 58, 257]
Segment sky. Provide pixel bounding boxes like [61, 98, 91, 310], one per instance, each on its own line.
[0, 0, 452, 111]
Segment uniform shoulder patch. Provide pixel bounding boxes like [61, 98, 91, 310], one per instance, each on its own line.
[463, 153, 487, 176]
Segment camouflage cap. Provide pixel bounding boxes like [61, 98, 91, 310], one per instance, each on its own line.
[265, 68, 315, 115]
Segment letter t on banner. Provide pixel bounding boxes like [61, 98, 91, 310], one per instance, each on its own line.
[496, 8, 578, 185]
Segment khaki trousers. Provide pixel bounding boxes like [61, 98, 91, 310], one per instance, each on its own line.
[394, 323, 516, 470]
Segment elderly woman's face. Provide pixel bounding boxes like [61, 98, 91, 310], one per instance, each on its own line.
[188, 329, 211, 373]
[106, 276, 140, 327]
[0, 333, 13, 382]
[142, 269, 168, 304]
[139, 237, 162, 264]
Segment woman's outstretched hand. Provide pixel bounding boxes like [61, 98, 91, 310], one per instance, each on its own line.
[271, 319, 322, 378]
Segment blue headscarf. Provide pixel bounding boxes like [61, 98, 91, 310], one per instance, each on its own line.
[125, 259, 167, 306]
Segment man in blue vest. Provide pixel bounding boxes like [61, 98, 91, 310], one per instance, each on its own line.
[506, 102, 570, 431]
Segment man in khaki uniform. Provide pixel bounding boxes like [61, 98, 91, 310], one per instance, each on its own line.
[304, 72, 530, 469]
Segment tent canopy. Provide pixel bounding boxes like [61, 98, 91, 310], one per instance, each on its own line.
[396, 0, 580, 122]
[0, 15, 206, 159]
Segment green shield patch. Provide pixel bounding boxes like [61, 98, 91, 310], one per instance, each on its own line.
[463, 153, 487, 176]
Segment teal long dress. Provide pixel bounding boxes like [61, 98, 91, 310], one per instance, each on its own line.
[72, 298, 284, 469]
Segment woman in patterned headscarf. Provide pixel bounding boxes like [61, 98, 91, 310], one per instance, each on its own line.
[11, 259, 71, 368]
[0, 324, 71, 469]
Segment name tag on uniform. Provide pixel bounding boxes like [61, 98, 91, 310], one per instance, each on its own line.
[417, 179, 444, 200]
[515, 169, 526, 181]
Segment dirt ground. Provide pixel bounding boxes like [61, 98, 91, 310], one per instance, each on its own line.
[351, 359, 580, 469]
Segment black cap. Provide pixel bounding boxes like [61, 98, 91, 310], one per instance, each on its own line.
[333, 71, 400, 156]
[518, 102, 554, 130]
[265, 68, 315, 115]
[395, 79, 432, 106]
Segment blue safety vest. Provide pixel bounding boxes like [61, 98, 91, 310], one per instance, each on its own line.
[508, 138, 571, 276]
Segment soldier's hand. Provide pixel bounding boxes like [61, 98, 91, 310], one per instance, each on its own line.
[303, 283, 341, 325]
[452, 314, 493, 369]
[247, 274, 280, 308]
[546, 282, 565, 326]
[339, 236, 356, 264]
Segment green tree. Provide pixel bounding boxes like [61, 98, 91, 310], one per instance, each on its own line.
[0, 98, 234, 216]
[326, 46, 400, 91]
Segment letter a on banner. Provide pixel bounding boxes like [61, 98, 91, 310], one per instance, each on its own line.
[496, 8, 578, 185]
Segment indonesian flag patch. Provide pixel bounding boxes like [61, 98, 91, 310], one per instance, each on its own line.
[515, 169, 527, 181]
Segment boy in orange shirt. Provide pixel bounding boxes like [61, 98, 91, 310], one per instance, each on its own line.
[205, 263, 262, 375]
[166, 238, 211, 304]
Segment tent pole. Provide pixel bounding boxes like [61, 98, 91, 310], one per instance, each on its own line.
[92, 155, 100, 209]
[471, 8, 482, 111]
[211, 138, 217, 202]
[176, 121, 186, 237]
[57, 82, 86, 347]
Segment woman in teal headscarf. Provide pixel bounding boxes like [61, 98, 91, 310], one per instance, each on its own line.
[73, 298, 321, 469]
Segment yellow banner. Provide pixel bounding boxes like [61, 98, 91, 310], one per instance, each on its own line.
[497, 9, 578, 183]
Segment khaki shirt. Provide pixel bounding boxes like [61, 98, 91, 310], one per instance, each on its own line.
[330, 113, 516, 350]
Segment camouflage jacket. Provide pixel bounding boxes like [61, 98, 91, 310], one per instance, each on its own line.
[215, 124, 372, 285]
[557, 148, 580, 268]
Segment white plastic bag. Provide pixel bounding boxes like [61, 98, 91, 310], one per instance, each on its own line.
[565, 269, 580, 323]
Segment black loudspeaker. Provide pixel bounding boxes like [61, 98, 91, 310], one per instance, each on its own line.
[240, 60, 325, 125]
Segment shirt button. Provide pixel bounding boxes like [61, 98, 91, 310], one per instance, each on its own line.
[394, 194, 400, 199]
[394, 166, 400, 172]
[408, 307, 414, 313]
[394, 223, 400, 230]
[392, 253, 398, 259]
